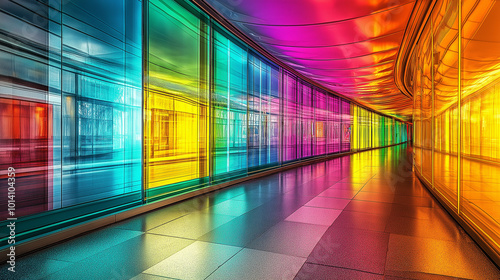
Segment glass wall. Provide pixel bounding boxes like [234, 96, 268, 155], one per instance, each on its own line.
[0, 0, 410, 246]
[143, 0, 408, 202]
[0, 0, 142, 241]
[412, 0, 500, 260]
[352, 105, 408, 151]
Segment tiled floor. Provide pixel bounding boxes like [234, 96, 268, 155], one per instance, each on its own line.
[2, 144, 500, 279]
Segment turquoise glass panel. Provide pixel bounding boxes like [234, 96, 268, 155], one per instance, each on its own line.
[213, 31, 248, 178]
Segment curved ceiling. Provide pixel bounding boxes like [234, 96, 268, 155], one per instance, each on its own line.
[203, 0, 416, 120]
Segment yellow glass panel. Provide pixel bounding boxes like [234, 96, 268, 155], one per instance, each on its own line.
[430, 0, 460, 205]
[352, 104, 359, 150]
[145, 0, 209, 199]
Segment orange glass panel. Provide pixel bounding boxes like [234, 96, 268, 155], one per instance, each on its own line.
[461, 0, 500, 254]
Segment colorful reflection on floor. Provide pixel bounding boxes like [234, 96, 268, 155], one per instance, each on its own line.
[2, 144, 498, 279]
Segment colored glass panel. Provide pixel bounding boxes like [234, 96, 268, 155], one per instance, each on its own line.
[145, 0, 209, 198]
[325, 95, 337, 154]
[212, 31, 248, 179]
[328, 95, 342, 154]
[0, 0, 142, 241]
[247, 55, 280, 170]
[460, 0, 500, 257]
[341, 100, 352, 152]
[60, 0, 143, 207]
[430, 0, 459, 205]
[301, 83, 313, 158]
[352, 104, 359, 150]
[0, 99, 50, 218]
[314, 89, 327, 156]
[283, 72, 299, 162]
[411, 0, 500, 259]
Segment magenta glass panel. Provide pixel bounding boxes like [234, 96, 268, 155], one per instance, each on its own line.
[341, 100, 351, 152]
[314, 89, 327, 156]
[269, 67, 280, 164]
[301, 83, 313, 158]
[328, 96, 341, 153]
[283, 72, 299, 162]
[326, 94, 334, 154]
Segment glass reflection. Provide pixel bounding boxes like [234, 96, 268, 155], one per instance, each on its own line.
[412, 0, 500, 260]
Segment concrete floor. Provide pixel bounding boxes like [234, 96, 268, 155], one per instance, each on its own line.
[1, 144, 499, 279]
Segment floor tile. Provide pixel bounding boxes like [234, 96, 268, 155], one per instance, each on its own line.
[0, 257, 72, 280]
[318, 188, 359, 199]
[389, 204, 435, 220]
[210, 188, 247, 201]
[33, 228, 142, 262]
[361, 179, 397, 194]
[285, 206, 342, 226]
[305, 196, 351, 210]
[384, 214, 465, 242]
[198, 209, 279, 247]
[392, 194, 436, 207]
[148, 212, 236, 239]
[381, 275, 414, 280]
[332, 210, 390, 232]
[339, 176, 371, 185]
[143, 241, 242, 280]
[231, 192, 277, 204]
[329, 182, 364, 191]
[247, 221, 328, 257]
[308, 227, 390, 274]
[290, 182, 329, 197]
[40, 234, 193, 280]
[354, 191, 395, 203]
[205, 198, 267, 216]
[393, 183, 432, 197]
[385, 234, 500, 279]
[130, 274, 178, 280]
[343, 200, 394, 216]
[206, 248, 306, 280]
[173, 195, 224, 212]
[384, 270, 470, 280]
[113, 206, 190, 232]
[295, 263, 384, 280]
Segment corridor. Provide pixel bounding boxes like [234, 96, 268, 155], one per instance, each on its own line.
[2, 144, 499, 279]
